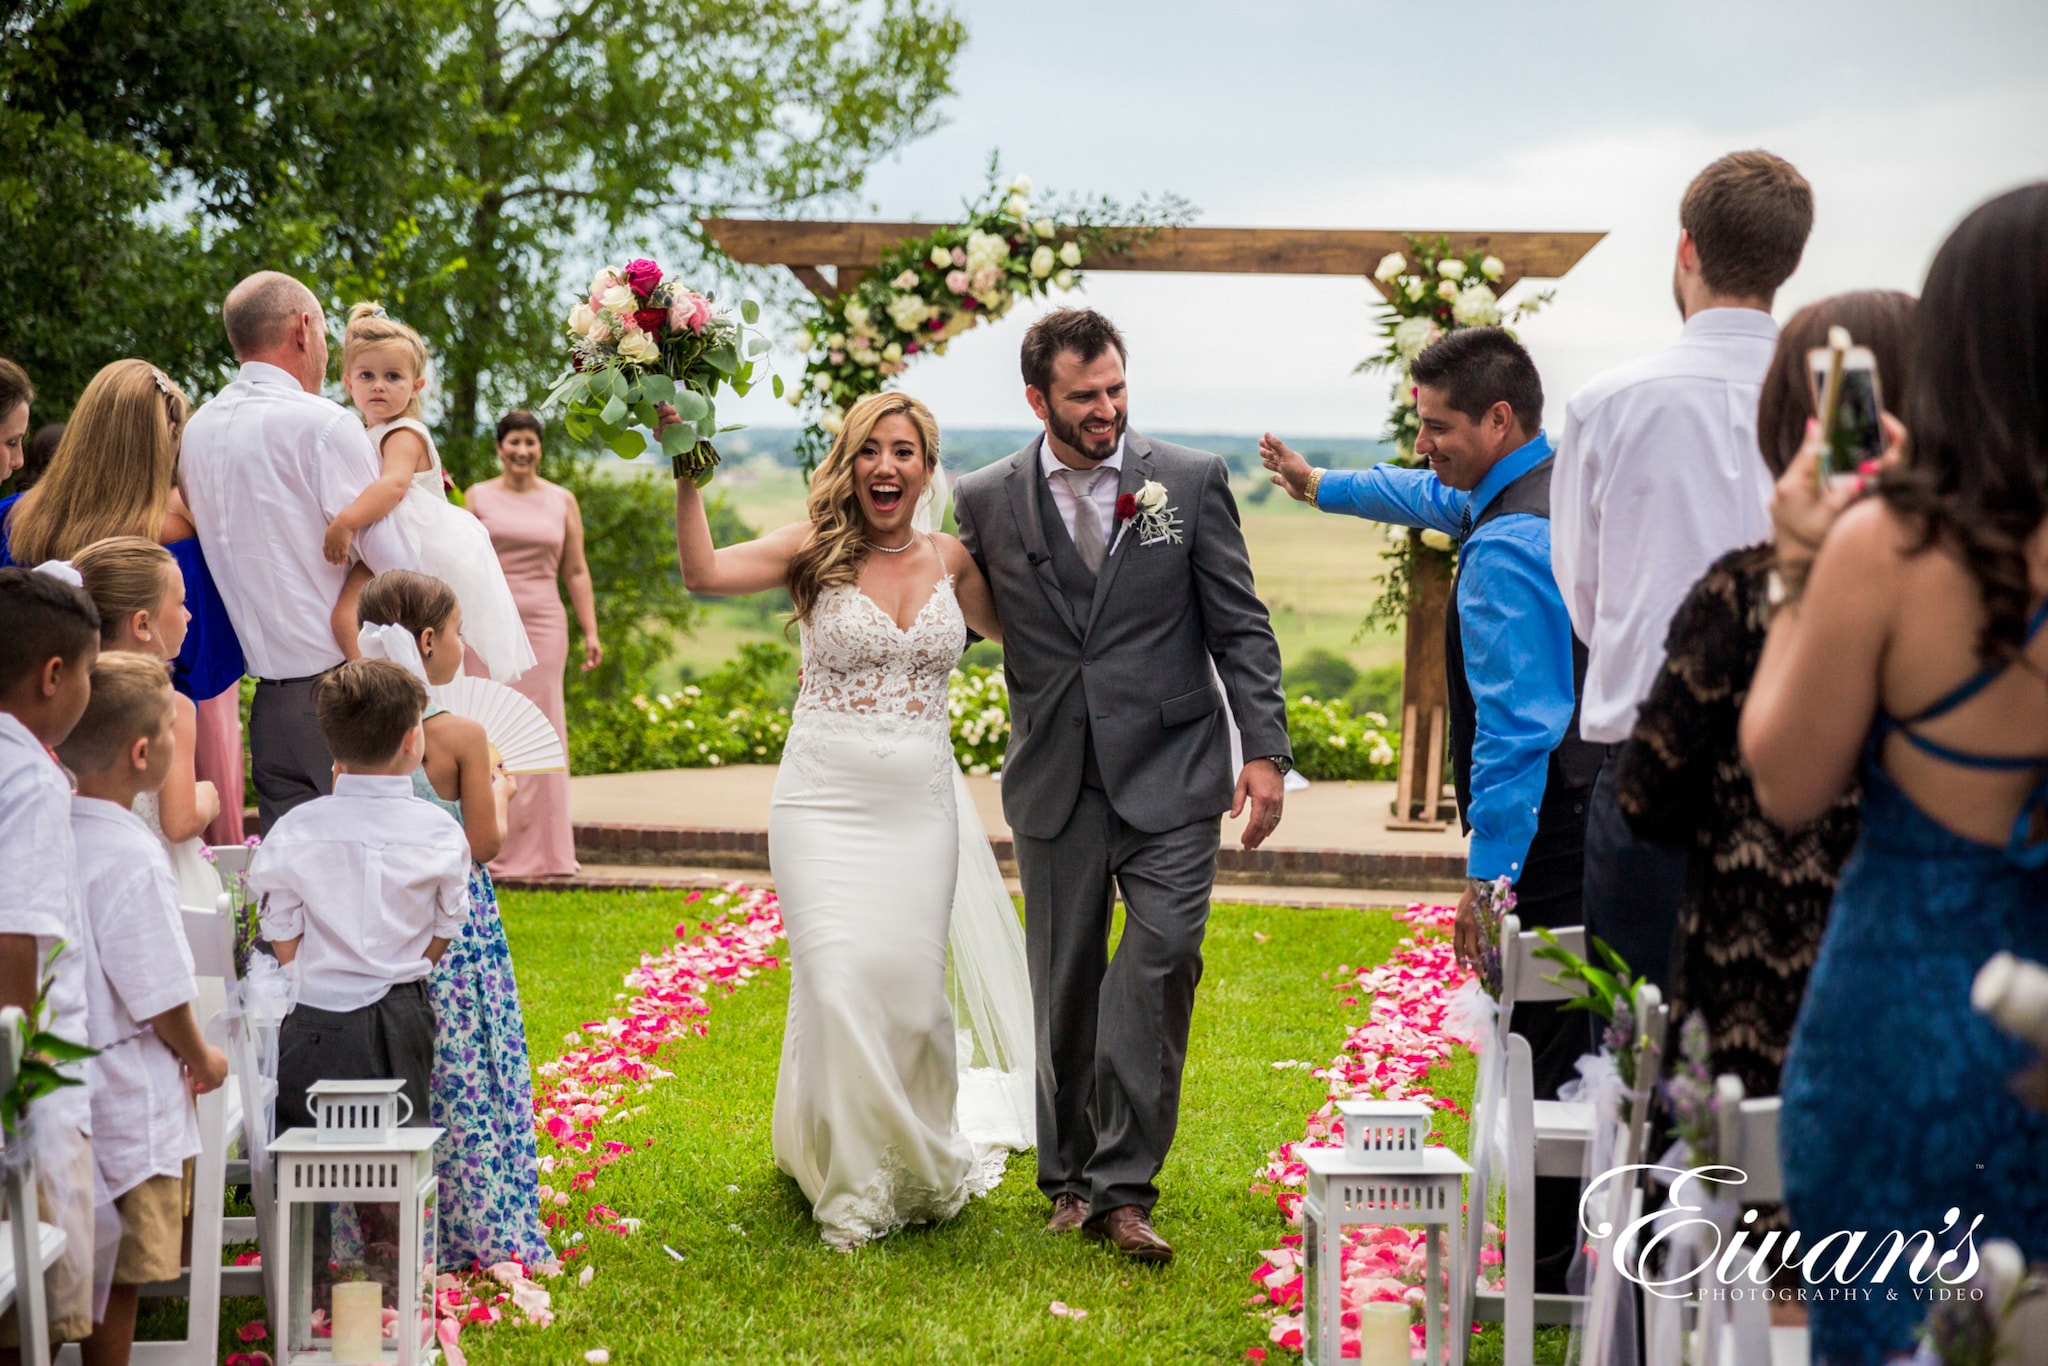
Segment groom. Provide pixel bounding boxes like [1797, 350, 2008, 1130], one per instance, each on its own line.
[953, 309, 1291, 1263]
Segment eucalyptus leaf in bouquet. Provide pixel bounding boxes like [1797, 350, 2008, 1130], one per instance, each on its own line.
[543, 257, 770, 485]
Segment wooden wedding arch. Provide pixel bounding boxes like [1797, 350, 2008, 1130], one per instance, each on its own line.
[703, 217, 1605, 828]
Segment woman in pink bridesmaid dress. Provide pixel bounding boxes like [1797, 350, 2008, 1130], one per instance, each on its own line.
[464, 410, 601, 877]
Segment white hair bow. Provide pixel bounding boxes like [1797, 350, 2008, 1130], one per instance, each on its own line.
[356, 622, 430, 684]
[32, 559, 83, 589]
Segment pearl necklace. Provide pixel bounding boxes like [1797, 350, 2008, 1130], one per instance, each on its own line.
[870, 534, 916, 554]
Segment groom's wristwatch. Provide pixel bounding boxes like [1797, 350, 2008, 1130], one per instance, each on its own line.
[1260, 755, 1293, 775]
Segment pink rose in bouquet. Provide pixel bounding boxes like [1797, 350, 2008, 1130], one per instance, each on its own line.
[623, 258, 663, 298]
[667, 291, 713, 335]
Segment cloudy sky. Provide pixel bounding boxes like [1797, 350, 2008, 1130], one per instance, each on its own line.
[723, 0, 2048, 440]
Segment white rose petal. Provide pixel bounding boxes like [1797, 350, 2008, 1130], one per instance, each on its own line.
[1480, 255, 1505, 281]
[1058, 241, 1082, 268]
[577, 1265, 595, 1287]
[585, 1352, 610, 1365]
[929, 245, 953, 269]
[1030, 245, 1055, 279]
[1436, 258, 1466, 281]
[1374, 252, 1407, 282]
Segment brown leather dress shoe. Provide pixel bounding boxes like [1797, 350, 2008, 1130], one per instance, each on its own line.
[1045, 1193, 1091, 1234]
[1082, 1205, 1174, 1264]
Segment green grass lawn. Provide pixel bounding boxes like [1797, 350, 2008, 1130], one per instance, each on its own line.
[179, 886, 1569, 1363]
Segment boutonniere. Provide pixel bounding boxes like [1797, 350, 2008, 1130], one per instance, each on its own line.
[1111, 479, 1182, 552]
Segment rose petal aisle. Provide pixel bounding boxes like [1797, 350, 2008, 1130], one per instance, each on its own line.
[1246, 903, 1505, 1360]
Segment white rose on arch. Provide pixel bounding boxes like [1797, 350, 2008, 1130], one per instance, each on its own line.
[1405, 279, 1427, 303]
[1374, 252, 1407, 282]
[1053, 269, 1076, 290]
[1436, 279, 1459, 301]
[893, 269, 921, 290]
[1481, 255, 1505, 282]
[1033, 218, 1056, 239]
[820, 408, 846, 435]
[1437, 258, 1467, 281]
[1004, 193, 1031, 220]
[1058, 241, 1082, 268]
[1451, 283, 1501, 327]
[1030, 245, 1055, 279]
[886, 292, 933, 333]
[1393, 316, 1439, 360]
[929, 245, 953, 269]
[1009, 174, 1033, 196]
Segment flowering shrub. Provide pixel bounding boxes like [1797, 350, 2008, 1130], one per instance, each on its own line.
[570, 644, 794, 775]
[947, 665, 1010, 776]
[1284, 694, 1398, 782]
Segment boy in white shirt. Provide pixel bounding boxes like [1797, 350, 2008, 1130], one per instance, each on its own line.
[57, 652, 230, 1366]
[0, 564, 100, 1356]
[253, 659, 469, 1133]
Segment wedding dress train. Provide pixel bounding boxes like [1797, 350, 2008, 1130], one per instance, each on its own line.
[768, 567, 1030, 1250]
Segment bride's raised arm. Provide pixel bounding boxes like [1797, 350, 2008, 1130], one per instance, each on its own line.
[673, 477, 809, 597]
[933, 533, 1001, 644]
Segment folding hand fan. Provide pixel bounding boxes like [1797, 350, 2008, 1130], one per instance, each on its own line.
[428, 676, 568, 774]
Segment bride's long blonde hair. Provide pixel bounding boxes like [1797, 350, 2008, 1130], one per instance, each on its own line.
[786, 391, 941, 629]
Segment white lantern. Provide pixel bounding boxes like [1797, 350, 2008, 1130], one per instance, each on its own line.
[1301, 1100, 1472, 1366]
[268, 1080, 442, 1365]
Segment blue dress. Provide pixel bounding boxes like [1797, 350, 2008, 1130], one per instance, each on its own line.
[412, 726, 554, 1269]
[0, 493, 245, 699]
[1780, 636, 2048, 1364]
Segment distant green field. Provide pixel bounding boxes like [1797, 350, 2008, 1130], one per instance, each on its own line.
[661, 461, 1404, 684]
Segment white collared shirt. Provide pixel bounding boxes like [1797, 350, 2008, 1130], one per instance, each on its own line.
[1550, 308, 1781, 742]
[0, 712, 90, 1135]
[251, 773, 470, 1013]
[178, 361, 423, 680]
[1038, 434, 1126, 549]
[72, 796, 200, 1197]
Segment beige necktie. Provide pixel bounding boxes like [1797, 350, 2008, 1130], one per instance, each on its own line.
[1056, 466, 1108, 572]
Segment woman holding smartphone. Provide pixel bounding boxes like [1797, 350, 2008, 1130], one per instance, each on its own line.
[1741, 184, 2048, 1363]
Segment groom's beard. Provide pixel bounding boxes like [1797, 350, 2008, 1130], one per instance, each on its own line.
[1047, 406, 1126, 464]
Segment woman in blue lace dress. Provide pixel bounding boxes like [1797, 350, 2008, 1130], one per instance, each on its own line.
[357, 569, 556, 1271]
[1741, 184, 2048, 1364]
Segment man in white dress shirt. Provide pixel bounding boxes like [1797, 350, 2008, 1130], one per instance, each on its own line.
[1550, 150, 1813, 997]
[179, 271, 421, 827]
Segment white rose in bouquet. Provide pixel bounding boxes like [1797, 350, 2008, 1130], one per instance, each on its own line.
[1374, 252, 1407, 282]
[1009, 174, 1033, 195]
[599, 284, 636, 315]
[1030, 245, 1055, 279]
[1004, 193, 1031, 220]
[1437, 258, 1467, 281]
[1033, 218, 1056, 238]
[1058, 241, 1082, 268]
[585, 318, 612, 345]
[893, 269, 921, 290]
[1451, 283, 1501, 327]
[1437, 280, 1459, 300]
[615, 329, 661, 365]
[1481, 255, 1505, 282]
[590, 267, 621, 295]
[930, 245, 953, 269]
[1394, 316, 1439, 360]
[567, 302, 596, 334]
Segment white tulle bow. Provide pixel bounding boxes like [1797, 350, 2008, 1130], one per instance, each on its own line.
[356, 621, 430, 683]
[32, 558, 83, 588]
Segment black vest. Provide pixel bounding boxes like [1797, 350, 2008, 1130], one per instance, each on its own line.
[1446, 457, 1606, 830]
[1036, 473, 1106, 788]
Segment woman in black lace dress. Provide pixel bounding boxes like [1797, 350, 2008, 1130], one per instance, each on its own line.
[1614, 290, 1913, 1098]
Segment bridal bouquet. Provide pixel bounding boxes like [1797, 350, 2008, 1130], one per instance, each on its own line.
[543, 257, 769, 484]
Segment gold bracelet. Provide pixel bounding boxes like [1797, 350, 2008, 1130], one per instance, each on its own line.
[1305, 467, 1324, 505]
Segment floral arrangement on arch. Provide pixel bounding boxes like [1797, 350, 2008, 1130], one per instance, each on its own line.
[1357, 236, 1554, 629]
[789, 157, 1191, 472]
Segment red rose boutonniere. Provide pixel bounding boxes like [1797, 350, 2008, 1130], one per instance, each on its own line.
[1114, 493, 1138, 522]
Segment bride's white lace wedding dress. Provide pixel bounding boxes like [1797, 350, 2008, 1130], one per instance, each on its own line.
[769, 561, 1030, 1250]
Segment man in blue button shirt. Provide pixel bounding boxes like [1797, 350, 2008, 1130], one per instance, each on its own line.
[1263, 326, 1603, 1290]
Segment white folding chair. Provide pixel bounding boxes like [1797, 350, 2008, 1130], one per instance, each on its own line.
[1579, 980, 1668, 1366]
[1459, 916, 1595, 1365]
[0, 1006, 69, 1366]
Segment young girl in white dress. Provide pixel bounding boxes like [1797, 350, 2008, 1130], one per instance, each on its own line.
[324, 302, 536, 682]
[72, 535, 224, 907]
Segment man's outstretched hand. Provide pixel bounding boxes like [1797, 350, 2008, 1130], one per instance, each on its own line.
[1233, 758, 1286, 850]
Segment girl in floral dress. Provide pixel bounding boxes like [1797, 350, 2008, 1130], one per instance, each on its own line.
[356, 568, 556, 1271]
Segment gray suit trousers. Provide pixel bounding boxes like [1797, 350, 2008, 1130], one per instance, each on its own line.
[1013, 785, 1221, 1214]
[250, 676, 335, 829]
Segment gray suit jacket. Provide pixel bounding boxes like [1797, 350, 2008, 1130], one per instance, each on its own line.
[953, 432, 1290, 839]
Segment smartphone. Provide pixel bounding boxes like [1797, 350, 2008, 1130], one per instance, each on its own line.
[1808, 344, 1886, 484]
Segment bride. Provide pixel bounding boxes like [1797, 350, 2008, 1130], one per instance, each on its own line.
[670, 390, 1034, 1250]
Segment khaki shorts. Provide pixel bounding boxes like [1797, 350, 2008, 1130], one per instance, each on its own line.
[112, 1160, 194, 1286]
[0, 1123, 95, 1345]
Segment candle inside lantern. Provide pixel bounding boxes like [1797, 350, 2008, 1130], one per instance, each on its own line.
[330, 1279, 386, 1363]
[1358, 1300, 1411, 1366]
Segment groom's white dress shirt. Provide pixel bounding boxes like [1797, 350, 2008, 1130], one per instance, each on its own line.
[1038, 434, 1125, 549]
[179, 361, 421, 680]
[1549, 307, 1780, 743]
